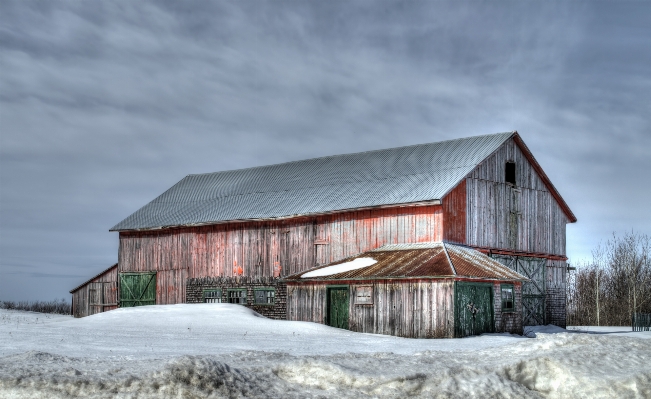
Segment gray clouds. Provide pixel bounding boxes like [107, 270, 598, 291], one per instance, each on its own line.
[1, 1, 650, 300]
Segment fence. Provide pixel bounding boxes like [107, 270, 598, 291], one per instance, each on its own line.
[632, 313, 651, 332]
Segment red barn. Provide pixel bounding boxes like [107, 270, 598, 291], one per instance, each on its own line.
[71, 132, 575, 335]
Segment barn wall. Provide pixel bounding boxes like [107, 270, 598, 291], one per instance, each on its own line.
[442, 180, 466, 244]
[493, 281, 523, 334]
[466, 138, 569, 256]
[286, 279, 455, 339]
[71, 266, 118, 318]
[186, 276, 287, 319]
[546, 260, 567, 328]
[118, 205, 444, 305]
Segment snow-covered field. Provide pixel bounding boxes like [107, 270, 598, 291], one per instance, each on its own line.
[0, 305, 649, 398]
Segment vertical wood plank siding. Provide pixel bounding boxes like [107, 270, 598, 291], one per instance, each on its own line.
[466, 138, 569, 256]
[71, 266, 118, 318]
[287, 279, 455, 338]
[118, 205, 444, 305]
[442, 180, 466, 244]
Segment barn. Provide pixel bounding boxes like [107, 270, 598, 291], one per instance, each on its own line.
[70, 264, 118, 318]
[285, 242, 528, 338]
[71, 131, 576, 335]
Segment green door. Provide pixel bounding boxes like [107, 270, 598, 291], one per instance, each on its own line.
[120, 273, 156, 308]
[455, 282, 494, 338]
[327, 287, 349, 330]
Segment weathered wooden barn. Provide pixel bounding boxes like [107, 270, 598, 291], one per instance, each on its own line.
[71, 131, 576, 335]
[285, 242, 527, 338]
[70, 264, 118, 318]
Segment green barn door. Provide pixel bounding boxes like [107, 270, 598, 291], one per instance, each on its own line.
[327, 287, 349, 330]
[119, 273, 156, 308]
[455, 282, 494, 338]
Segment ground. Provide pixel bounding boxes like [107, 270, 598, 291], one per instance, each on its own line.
[0, 305, 649, 398]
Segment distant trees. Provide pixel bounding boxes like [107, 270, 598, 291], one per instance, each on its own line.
[567, 232, 651, 326]
[0, 299, 71, 315]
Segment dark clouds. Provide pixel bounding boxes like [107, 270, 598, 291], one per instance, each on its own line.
[1, 1, 650, 300]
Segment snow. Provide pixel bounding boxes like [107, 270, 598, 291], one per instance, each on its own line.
[1, 305, 650, 398]
[301, 257, 377, 277]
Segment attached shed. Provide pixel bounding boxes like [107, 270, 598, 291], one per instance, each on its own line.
[285, 242, 527, 338]
[69, 264, 118, 318]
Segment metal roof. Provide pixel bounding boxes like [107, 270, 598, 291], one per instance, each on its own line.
[69, 263, 117, 293]
[284, 242, 528, 281]
[111, 132, 515, 231]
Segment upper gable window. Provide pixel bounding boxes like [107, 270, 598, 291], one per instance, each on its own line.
[505, 162, 516, 185]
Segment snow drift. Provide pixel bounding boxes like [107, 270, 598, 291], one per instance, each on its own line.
[1, 305, 649, 398]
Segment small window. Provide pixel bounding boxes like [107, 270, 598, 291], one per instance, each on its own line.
[501, 284, 514, 312]
[227, 289, 247, 304]
[355, 286, 373, 305]
[253, 288, 275, 305]
[505, 162, 516, 185]
[203, 289, 222, 303]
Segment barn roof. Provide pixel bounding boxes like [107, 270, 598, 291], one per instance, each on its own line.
[69, 263, 117, 293]
[284, 242, 527, 281]
[111, 132, 517, 231]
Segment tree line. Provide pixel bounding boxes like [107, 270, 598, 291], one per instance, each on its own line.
[567, 231, 651, 326]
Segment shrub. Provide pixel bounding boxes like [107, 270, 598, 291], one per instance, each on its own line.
[0, 298, 71, 315]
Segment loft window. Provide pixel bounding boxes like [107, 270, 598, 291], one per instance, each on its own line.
[501, 284, 515, 312]
[227, 288, 247, 304]
[203, 289, 222, 303]
[253, 288, 275, 305]
[505, 162, 516, 185]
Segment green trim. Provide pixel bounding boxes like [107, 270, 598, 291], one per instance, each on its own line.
[500, 284, 515, 312]
[226, 288, 247, 304]
[454, 281, 494, 338]
[119, 272, 156, 308]
[326, 286, 349, 329]
[253, 287, 276, 305]
[203, 289, 222, 303]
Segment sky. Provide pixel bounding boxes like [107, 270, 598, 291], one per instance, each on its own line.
[1, 1, 650, 301]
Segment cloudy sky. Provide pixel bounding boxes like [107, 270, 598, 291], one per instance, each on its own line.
[1, 1, 650, 301]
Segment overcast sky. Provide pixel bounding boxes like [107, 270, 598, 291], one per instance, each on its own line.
[1, 1, 650, 301]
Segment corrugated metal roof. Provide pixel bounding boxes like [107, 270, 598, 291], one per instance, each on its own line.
[111, 132, 515, 231]
[69, 263, 117, 293]
[284, 242, 527, 281]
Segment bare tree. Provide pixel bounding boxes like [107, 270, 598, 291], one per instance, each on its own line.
[567, 231, 651, 326]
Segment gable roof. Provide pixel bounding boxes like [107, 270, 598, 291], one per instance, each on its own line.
[111, 132, 515, 231]
[69, 263, 117, 293]
[284, 242, 527, 281]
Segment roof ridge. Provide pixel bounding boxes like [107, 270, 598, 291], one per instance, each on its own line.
[442, 242, 457, 276]
[186, 131, 515, 178]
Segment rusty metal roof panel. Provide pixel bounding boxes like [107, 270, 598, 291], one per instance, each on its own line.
[111, 132, 514, 231]
[445, 244, 525, 280]
[285, 242, 528, 281]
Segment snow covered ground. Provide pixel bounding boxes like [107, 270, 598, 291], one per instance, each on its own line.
[0, 305, 649, 398]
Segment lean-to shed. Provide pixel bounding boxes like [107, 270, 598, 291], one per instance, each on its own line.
[285, 243, 528, 338]
[69, 264, 118, 318]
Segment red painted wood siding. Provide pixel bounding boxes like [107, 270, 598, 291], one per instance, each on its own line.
[118, 205, 444, 292]
[442, 180, 466, 244]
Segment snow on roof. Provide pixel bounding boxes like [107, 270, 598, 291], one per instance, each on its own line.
[301, 257, 378, 278]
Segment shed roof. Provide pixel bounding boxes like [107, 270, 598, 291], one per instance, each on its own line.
[284, 242, 528, 281]
[111, 132, 515, 231]
[69, 263, 117, 293]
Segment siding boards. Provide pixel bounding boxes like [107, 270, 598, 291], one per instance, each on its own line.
[71, 265, 118, 318]
[287, 279, 455, 338]
[467, 138, 569, 255]
[118, 205, 444, 306]
[442, 180, 466, 244]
